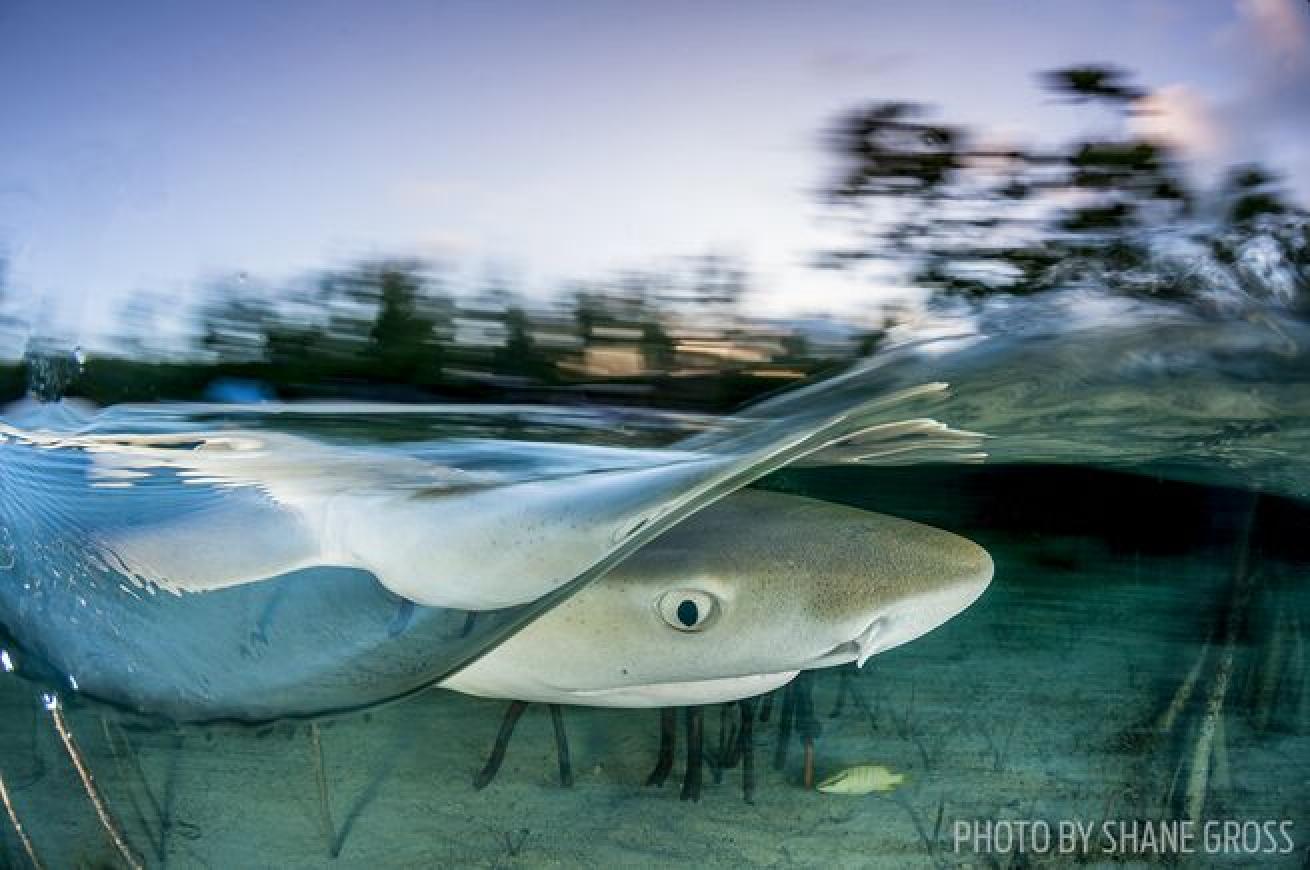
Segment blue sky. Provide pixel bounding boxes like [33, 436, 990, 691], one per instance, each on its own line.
[2, 0, 1306, 348]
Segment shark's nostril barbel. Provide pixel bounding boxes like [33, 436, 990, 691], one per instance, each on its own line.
[854, 617, 889, 667]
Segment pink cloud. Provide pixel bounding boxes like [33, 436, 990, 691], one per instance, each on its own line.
[1131, 85, 1228, 165]
[1237, 0, 1310, 72]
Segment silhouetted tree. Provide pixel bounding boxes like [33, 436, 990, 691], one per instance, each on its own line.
[494, 304, 553, 381]
[198, 286, 272, 363]
[823, 64, 1308, 308]
[639, 318, 675, 371]
[366, 265, 448, 384]
[1042, 65, 1145, 104]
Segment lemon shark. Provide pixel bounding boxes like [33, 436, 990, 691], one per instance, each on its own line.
[440, 488, 992, 799]
[0, 372, 986, 722]
[441, 489, 993, 707]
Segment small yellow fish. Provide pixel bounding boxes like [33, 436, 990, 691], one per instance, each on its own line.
[816, 764, 906, 795]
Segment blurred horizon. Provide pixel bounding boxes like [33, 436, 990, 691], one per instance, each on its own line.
[3, 0, 1308, 355]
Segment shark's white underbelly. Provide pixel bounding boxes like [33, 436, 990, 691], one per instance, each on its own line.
[439, 667, 798, 708]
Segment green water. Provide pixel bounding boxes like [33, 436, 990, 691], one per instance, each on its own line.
[1, 463, 1306, 868]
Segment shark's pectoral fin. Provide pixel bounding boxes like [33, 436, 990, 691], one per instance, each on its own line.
[92, 495, 324, 594]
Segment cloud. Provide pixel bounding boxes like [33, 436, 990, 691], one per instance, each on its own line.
[1130, 84, 1228, 165]
[1224, 0, 1310, 201]
[1236, 0, 1310, 72]
[1145, 0, 1310, 201]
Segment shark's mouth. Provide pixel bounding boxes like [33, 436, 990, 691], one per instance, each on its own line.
[817, 574, 993, 671]
[809, 616, 889, 670]
[852, 616, 891, 667]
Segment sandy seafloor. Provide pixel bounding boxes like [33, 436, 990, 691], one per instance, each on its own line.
[1, 527, 1308, 869]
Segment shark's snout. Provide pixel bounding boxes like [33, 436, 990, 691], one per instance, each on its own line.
[445, 491, 996, 708]
[807, 527, 993, 671]
[851, 538, 992, 665]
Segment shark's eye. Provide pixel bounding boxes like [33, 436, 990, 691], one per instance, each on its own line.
[657, 590, 718, 632]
